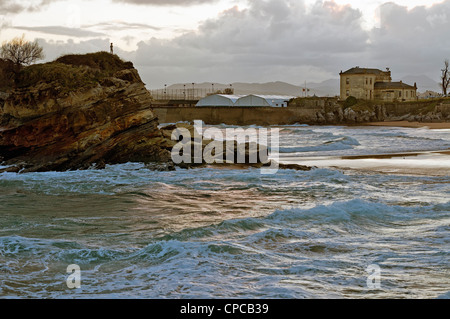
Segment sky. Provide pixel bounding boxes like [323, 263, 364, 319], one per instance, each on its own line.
[1, 0, 449, 89]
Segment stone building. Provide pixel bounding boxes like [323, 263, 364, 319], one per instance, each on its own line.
[340, 67, 417, 102]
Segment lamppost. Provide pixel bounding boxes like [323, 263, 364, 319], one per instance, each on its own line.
[183, 84, 186, 100]
[192, 83, 195, 99]
[164, 84, 167, 100]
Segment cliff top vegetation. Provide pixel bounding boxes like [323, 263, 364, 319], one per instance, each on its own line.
[0, 52, 134, 92]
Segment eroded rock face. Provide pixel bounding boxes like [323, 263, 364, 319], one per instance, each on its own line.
[0, 56, 173, 172]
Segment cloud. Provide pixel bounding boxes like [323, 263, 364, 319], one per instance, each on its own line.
[130, 0, 368, 86]
[0, 17, 11, 31]
[13, 26, 106, 38]
[17, 0, 450, 90]
[112, 0, 218, 6]
[369, 1, 450, 80]
[0, 0, 61, 14]
[0, 0, 26, 13]
[83, 21, 161, 32]
[37, 38, 112, 62]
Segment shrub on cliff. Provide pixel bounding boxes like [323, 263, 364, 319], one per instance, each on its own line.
[16, 62, 102, 91]
[14, 52, 135, 91]
[1, 35, 44, 69]
[0, 58, 15, 90]
[56, 52, 133, 75]
[344, 96, 358, 109]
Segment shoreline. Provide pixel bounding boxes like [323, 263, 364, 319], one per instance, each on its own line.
[362, 121, 450, 130]
[281, 150, 450, 177]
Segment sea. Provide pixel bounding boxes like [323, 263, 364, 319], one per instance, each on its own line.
[0, 124, 449, 299]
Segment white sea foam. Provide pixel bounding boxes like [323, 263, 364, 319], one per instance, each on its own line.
[278, 136, 361, 153]
[1, 125, 449, 299]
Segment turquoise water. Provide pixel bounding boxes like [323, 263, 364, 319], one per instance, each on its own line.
[0, 125, 449, 299]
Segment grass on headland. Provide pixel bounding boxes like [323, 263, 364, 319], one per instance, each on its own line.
[13, 52, 134, 92]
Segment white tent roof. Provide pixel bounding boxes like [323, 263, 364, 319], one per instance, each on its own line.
[196, 94, 245, 107]
[196, 94, 296, 107]
[235, 95, 296, 107]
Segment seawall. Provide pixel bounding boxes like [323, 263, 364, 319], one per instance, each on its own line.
[153, 107, 322, 125]
[152, 98, 450, 126]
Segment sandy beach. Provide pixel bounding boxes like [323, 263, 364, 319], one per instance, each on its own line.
[283, 151, 450, 176]
[363, 121, 450, 129]
[279, 124, 450, 176]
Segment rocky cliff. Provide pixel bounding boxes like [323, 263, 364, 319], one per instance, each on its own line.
[290, 97, 450, 125]
[0, 52, 174, 172]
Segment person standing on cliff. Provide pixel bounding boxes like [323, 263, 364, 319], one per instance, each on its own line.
[110, 43, 114, 55]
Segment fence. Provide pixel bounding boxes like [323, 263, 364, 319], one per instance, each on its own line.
[149, 88, 234, 101]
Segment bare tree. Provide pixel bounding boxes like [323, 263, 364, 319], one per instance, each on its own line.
[1, 35, 44, 70]
[442, 59, 450, 96]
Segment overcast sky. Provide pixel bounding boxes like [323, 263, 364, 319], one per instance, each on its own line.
[1, 0, 449, 88]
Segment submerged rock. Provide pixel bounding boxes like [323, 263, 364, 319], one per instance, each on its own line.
[159, 123, 272, 169]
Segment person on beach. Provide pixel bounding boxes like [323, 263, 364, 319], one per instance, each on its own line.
[110, 43, 114, 55]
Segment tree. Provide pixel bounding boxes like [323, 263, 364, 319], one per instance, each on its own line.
[441, 59, 450, 96]
[0, 35, 44, 71]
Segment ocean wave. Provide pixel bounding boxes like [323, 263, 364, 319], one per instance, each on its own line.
[0, 236, 125, 264]
[265, 199, 411, 224]
[437, 291, 450, 299]
[124, 240, 250, 264]
[278, 136, 360, 153]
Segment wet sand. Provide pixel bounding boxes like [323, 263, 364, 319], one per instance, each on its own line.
[281, 151, 450, 176]
[363, 121, 450, 129]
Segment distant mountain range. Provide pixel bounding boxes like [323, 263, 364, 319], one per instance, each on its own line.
[166, 80, 340, 97]
[166, 75, 441, 97]
[399, 75, 441, 93]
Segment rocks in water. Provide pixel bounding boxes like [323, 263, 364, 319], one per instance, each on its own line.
[0, 53, 316, 173]
[388, 102, 450, 123]
[277, 163, 313, 171]
[159, 122, 272, 169]
[159, 122, 314, 171]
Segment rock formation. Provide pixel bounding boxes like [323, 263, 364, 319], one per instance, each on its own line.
[292, 97, 450, 125]
[0, 52, 174, 172]
[0, 52, 292, 173]
[158, 123, 312, 171]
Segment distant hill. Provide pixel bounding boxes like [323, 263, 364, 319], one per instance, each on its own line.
[307, 79, 340, 97]
[166, 75, 439, 97]
[400, 75, 440, 93]
[167, 80, 340, 97]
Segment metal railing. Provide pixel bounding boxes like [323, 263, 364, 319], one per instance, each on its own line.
[149, 88, 234, 100]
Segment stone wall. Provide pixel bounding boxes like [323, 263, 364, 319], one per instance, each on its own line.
[153, 106, 322, 126]
[153, 98, 450, 126]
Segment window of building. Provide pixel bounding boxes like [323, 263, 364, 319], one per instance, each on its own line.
[406, 91, 409, 98]
[370, 78, 372, 85]
[366, 78, 368, 85]
[346, 90, 350, 97]
[346, 78, 350, 85]
[399, 91, 402, 97]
